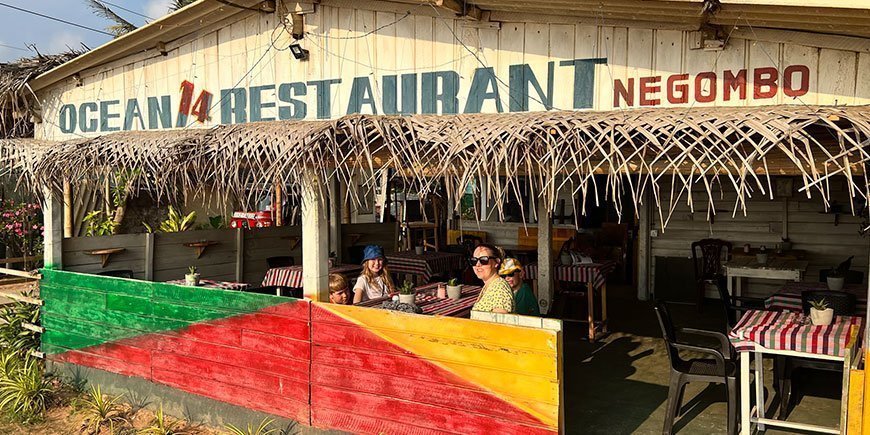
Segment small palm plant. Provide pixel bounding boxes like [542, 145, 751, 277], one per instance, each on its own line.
[0, 353, 54, 423]
[809, 299, 829, 311]
[75, 385, 128, 434]
[137, 404, 192, 435]
[225, 418, 276, 435]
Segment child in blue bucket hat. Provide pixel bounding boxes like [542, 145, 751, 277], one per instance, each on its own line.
[352, 245, 396, 303]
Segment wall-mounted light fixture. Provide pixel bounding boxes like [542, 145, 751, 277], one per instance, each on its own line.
[72, 73, 82, 87]
[289, 44, 309, 61]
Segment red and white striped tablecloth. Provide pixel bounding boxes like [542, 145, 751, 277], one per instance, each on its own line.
[385, 251, 465, 282]
[728, 309, 863, 357]
[764, 281, 867, 314]
[524, 261, 617, 289]
[165, 279, 250, 291]
[262, 264, 362, 288]
[355, 282, 482, 317]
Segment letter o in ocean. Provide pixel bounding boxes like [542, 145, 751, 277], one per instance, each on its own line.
[59, 104, 77, 134]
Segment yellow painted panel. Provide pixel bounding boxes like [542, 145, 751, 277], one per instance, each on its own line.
[318, 303, 561, 428]
[848, 369, 864, 434]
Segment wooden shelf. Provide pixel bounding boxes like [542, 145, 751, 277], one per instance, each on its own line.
[281, 236, 301, 250]
[84, 247, 126, 268]
[184, 241, 218, 259]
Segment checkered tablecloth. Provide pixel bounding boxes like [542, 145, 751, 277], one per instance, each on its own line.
[523, 261, 617, 289]
[166, 279, 250, 291]
[728, 309, 863, 357]
[262, 264, 362, 288]
[355, 282, 482, 317]
[764, 281, 867, 313]
[385, 251, 465, 282]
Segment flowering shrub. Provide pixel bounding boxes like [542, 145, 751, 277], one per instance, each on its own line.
[0, 200, 43, 269]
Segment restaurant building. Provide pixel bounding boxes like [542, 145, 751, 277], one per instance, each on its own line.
[2, 0, 870, 433]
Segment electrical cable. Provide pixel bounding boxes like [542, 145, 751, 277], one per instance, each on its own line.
[96, 0, 156, 21]
[0, 2, 115, 36]
[0, 43, 31, 53]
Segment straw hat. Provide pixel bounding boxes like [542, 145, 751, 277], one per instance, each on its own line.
[499, 257, 523, 275]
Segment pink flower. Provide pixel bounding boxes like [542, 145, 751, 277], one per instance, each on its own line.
[31, 225, 37, 230]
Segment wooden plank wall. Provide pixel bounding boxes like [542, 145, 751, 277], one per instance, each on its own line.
[36, 2, 870, 141]
[651, 178, 870, 298]
[243, 226, 302, 284]
[40, 269, 312, 423]
[456, 221, 579, 246]
[309, 303, 561, 434]
[62, 234, 147, 278]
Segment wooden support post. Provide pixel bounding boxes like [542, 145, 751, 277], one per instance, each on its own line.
[537, 198, 553, 315]
[235, 228, 244, 282]
[62, 179, 72, 238]
[274, 182, 284, 226]
[43, 186, 63, 270]
[301, 171, 329, 302]
[328, 177, 342, 263]
[637, 192, 651, 301]
[144, 233, 155, 281]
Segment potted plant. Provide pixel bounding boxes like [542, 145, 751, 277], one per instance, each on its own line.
[328, 251, 337, 268]
[185, 266, 200, 286]
[826, 256, 853, 291]
[446, 278, 462, 300]
[756, 245, 768, 265]
[809, 299, 834, 326]
[414, 245, 424, 255]
[398, 280, 416, 304]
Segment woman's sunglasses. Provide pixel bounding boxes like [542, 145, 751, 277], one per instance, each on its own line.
[468, 256, 495, 266]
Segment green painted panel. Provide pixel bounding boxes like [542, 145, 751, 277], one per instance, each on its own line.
[41, 269, 155, 297]
[106, 293, 153, 316]
[42, 330, 103, 349]
[41, 343, 69, 355]
[150, 302, 235, 323]
[152, 285, 284, 311]
[41, 284, 106, 311]
[47, 300, 189, 333]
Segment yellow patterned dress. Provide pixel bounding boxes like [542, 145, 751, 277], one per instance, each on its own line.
[472, 277, 515, 313]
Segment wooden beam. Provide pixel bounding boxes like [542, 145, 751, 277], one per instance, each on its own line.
[486, 10, 701, 29]
[42, 186, 63, 270]
[727, 26, 870, 53]
[437, 0, 482, 20]
[301, 170, 329, 302]
[536, 198, 553, 316]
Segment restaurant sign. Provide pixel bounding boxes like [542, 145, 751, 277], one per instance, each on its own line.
[55, 60, 808, 134]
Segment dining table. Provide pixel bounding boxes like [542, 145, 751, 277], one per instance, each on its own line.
[764, 281, 867, 314]
[723, 257, 808, 298]
[385, 251, 465, 284]
[261, 263, 362, 288]
[524, 260, 617, 341]
[355, 282, 482, 317]
[729, 309, 863, 434]
[165, 279, 250, 291]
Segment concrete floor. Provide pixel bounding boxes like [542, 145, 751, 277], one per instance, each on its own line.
[562, 284, 844, 434]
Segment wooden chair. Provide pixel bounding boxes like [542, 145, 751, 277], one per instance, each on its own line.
[245, 285, 302, 298]
[777, 290, 857, 418]
[691, 239, 732, 308]
[818, 269, 864, 284]
[655, 301, 738, 435]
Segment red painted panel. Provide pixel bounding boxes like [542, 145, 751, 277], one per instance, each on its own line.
[259, 302, 310, 321]
[224, 312, 309, 341]
[312, 385, 554, 435]
[240, 329, 310, 361]
[153, 367, 310, 423]
[83, 342, 152, 367]
[312, 321, 414, 356]
[152, 334, 310, 382]
[152, 353, 308, 398]
[165, 323, 242, 347]
[313, 345, 465, 387]
[312, 406, 451, 435]
[311, 366, 544, 426]
[54, 350, 151, 380]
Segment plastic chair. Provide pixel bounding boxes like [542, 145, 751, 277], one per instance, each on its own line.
[245, 285, 302, 298]
[97, 270, 134, 279]
[691, 239, 732, 308]
[655, 301, 738, 435]
[777, 290, 856, 418]
[715, 282, 765, 329]
[266, 256, 294, 268]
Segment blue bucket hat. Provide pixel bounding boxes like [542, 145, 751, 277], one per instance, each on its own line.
[361, 245, 385, 263]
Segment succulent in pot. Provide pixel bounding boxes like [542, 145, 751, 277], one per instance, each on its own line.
[446, 278, 462, 300]
[398, 280, 416, 305]
[185, 266, 200, 286]
[809, 298, 834, 326]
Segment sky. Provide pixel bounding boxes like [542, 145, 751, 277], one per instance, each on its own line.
[0, 0, 177, 62]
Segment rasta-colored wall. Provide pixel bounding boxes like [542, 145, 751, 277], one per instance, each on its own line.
[40, 270, 562, 434]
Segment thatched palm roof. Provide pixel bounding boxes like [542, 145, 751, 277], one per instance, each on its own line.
[2, 105, 869, 226]
[0, 51, 83, 138]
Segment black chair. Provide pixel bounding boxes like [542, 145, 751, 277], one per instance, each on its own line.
[691, 239, 732, 308]
[245, 285, 302, 298]
[97, 270, 134, 279]
[266, 256, 295, 268]
[715, 282, 765, 329]
[818, 269, 863, 285]
[655, 301, 738, 435]
[777, 290, 857, 418]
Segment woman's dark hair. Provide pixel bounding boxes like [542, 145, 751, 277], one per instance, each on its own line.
[474, 243, 504, 260]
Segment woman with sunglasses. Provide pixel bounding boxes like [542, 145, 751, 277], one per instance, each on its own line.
[470, 244, 515, 314]
[499, 258, 540, 316]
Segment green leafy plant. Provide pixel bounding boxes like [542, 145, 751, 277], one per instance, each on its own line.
[208, 215, 227, 229]
[0, 289, 40, 356]
[225, 418, 276, 435]
[828, 256, 854, 278]
[84, 210, 119, 237]
[75, 385, 128, 434]
[137, 404, 191, 434]
[447, 278, 459, 286]
[157, 206, 197, 233]
[0, 353, 54, 423]
[810, 299, 830, 311]
[398, 280, 415, 295]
